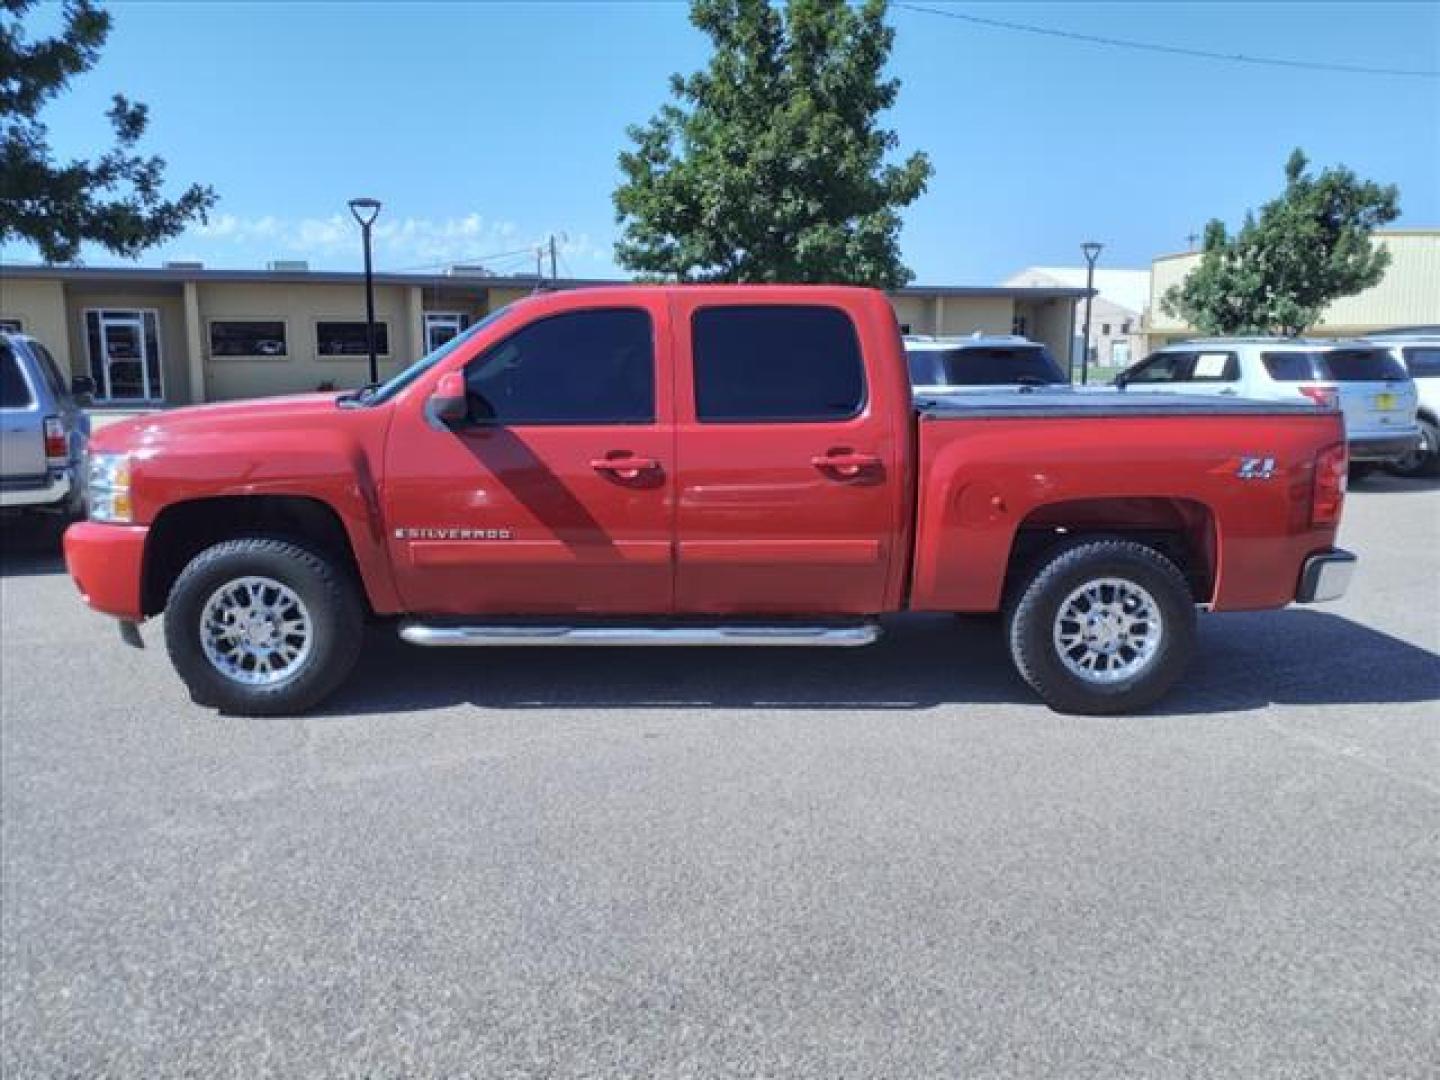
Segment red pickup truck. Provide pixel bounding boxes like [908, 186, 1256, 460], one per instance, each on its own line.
[65, 285, 1355, 716]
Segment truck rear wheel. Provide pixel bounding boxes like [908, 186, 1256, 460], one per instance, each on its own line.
[164, 537, 364, 716]
[1005, 539, 1196, 715]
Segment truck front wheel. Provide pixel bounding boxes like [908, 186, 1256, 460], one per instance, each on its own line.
[164, 537, 364, 716]
[1005, 539, 1196, 715]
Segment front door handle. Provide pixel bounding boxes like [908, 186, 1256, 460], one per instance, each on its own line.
[811, 451, 881, 478]
[591, 455, 660, 480]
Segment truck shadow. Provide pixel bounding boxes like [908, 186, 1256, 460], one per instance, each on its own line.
[321, 610, 1439, 718]
[0, 517, 68, 577]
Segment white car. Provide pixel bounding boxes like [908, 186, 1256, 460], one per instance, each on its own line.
[904, 334, 1068, 394]
[1115, 338, 1420, 465]
[1363, 332, 1440, 477]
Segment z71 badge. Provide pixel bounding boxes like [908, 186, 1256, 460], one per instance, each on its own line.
[1236, 456, 1277, 480]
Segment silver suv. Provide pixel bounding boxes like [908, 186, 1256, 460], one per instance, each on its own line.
[0, 332, 91, 515]
[1116, 338, 1420, 464]
[1362, 331, 1440, 477]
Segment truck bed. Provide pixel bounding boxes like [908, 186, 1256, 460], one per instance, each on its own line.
[908, 388, 1344, 615]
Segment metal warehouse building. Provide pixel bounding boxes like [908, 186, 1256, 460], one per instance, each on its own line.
[0, 264, 1088, 407]
[1143, 229, 1440, 351]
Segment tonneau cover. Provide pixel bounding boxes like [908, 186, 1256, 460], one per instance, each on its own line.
[916, 388, 1320, 420]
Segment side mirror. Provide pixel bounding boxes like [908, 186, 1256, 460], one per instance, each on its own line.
[427, 371, 468, 426]
[70, 375, 95, 403]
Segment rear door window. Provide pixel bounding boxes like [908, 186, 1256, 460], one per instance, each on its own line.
[0, 343, 34, 408]
[1262, 352, 1323, 381]
[31, 343, 68, 399]
[1188, 351, 1238, 382]
[1403, 346, 1440, 378]
[692, 306, 865, 422]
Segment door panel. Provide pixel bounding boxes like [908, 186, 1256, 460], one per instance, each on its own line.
[382, 297, 675, 615]
[670, 297, 898, 615]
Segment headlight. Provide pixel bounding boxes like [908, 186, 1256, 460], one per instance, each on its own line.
[86, 453, 133, 523]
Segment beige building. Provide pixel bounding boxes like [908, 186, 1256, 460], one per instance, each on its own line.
[1144, 229, 1440, 351]
[1005, 267, 1151, 374]
[0, 264, 1089, 406]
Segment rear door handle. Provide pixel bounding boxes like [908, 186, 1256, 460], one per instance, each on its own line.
[811, 452, 881, 478]
[591, 455, 660, 480]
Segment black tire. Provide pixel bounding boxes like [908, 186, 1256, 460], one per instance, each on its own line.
[164, 537, 364, 716]
[1388, 417, 1440, 479]
[1005, 539, 1196, 715]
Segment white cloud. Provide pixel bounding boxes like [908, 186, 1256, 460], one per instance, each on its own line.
[188, 212, 612, 275]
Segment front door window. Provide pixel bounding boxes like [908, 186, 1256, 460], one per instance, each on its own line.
[86, 310, 163, 402]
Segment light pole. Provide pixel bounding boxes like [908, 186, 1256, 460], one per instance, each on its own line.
[348, 197, 382, 385]
[1079, 241, 1103, 385]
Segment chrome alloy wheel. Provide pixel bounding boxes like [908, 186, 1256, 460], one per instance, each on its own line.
[1051, 577, 1163, 684]
[199, 576, 313, 686]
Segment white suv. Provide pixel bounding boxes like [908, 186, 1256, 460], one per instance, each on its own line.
[904, 334, 1068, 394]
[1116, 338, 1420, 464]
[1363, 332, 1440, 477]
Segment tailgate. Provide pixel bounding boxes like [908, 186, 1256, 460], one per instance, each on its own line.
[1, 343, 47, 479]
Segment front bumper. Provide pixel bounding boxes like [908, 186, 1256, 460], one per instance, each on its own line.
[1348, 431, 1421, 463]
[63, 521, 149, 620]
[0, 469, 72, 509]
[1295, 548, 1357, 604]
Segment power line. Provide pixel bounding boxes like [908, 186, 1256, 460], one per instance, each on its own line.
[895, 3, 1440, 79]
[380, 245, 542, 274]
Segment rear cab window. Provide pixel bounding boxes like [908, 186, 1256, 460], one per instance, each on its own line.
[0, 342, 35, 409]
[691, 305, 865, 422]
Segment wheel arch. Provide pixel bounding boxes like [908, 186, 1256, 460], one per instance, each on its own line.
[141, 494, 375, 616]
[1003, 496, 1217, 606]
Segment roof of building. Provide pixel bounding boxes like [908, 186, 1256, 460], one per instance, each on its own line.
[1003, 267, 1150, 315]
[0, 263, 1091, 300]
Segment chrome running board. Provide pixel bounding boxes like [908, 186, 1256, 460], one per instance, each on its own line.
[399, 622, 881, 648]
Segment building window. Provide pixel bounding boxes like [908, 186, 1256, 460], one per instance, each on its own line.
[692, 306, 865, 423]
[425, 312, 468, 353]
[209, 320, 288, 358]
[317, 320, 390, 357]
[0, 318, 22, 334]
[1110, 340, 1132, 367]
[1012, 315, 1028, 337]
[1121, 320, 1132, 334]
[1101, 322, 1111, 335]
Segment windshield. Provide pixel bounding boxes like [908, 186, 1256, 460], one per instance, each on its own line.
[906, 345, 1065, 387]
[358, 305, 514, 406]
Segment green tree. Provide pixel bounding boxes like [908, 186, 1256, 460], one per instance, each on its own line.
[1162, 149, 1399, 337]
[613, 0, 931, 288]
[0, 0, 216, 263]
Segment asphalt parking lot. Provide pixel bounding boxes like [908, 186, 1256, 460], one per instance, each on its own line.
[2, 475, 1437, 1078]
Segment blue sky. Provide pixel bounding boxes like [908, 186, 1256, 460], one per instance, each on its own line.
[7, 1, 1438, 283]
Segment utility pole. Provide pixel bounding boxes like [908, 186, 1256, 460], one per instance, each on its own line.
[549, 235, 558, 283]
[535, 246, 543, 280]
[1079, 241, 1103, 386]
